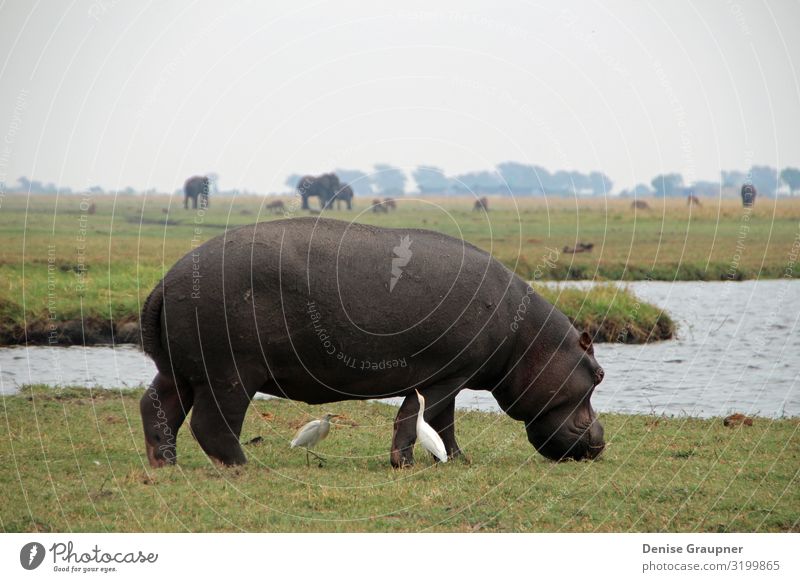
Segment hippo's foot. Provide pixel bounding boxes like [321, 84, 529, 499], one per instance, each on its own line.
[208, 454, 248, 467]
[140, 373, 194, 469]
[390, 447, 415, 469]
[189, 384, 251, 467]
[390, 395, 419, 468]
[448, 447, 470, 464]
[191, 424, 248, 467]
[146, 442, 177, 468]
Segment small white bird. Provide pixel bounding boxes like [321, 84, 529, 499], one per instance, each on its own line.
[415, 390, 448, 463]
[290, 413, 339, 466]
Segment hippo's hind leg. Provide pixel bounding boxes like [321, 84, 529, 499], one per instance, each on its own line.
[429, 398, 464, 460]
[390, 379, 464, 468]
[140, 372, 194, 468]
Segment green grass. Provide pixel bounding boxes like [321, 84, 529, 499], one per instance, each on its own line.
[1, 386, 797, 532]
[536, 283, 674, 343]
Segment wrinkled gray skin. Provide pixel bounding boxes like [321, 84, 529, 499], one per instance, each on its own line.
[139, 217, 605, 468]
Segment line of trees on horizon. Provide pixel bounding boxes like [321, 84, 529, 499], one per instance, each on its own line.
[288, 163, 800, 198]
[640, 166, 800, 199]
[285, 163, 614, 198]
[4, 164, 800, 197]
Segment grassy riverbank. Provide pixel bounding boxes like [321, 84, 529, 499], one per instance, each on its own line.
[0, 193, 703, 345]
[0, 282, 674, 345]
[1, 386, 797, 532]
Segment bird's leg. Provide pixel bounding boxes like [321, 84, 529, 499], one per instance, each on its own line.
[306, 449, 326, 465]
[302, 448, 326, 467]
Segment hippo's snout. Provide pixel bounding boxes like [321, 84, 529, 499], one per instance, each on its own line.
[526, 413, 605, 461]
[584, 418, 605, 460]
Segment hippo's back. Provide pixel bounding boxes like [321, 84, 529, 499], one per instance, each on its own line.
[154, 217, 535, 400]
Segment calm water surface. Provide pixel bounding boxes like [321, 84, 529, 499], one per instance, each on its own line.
[1, 281, 797, 418]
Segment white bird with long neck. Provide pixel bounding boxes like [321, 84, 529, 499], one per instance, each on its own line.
[290, 413, 339, 466]
[415, 390, 448, 463]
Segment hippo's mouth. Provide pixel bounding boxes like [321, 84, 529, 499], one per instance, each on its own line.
[526, 415, 605, 461]
[584, 438, 606, 460]
[576, 415, 605, 460]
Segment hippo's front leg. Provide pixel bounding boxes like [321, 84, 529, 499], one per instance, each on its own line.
[189, 379, 256, 466]
[390, 394, 419, 468]
[390, 380, 464, 468]
[429, 398, 464, 460]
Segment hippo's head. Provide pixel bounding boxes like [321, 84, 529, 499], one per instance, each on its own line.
[497, 329, 605, 461]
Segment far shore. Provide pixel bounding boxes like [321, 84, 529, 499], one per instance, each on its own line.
[4, 194, 798, 346]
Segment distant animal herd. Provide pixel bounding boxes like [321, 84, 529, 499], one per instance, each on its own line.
[182, 173, 760, 213]
[629, 184, 757, 210]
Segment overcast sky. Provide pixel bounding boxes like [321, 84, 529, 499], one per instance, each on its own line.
[1, 0, 798, 194]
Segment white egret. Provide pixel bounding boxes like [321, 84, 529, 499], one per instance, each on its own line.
[415, 390, 448, 463]
[290, 413, 339, 466]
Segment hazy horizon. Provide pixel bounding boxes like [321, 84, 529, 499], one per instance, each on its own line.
[1, 0, 799, 196]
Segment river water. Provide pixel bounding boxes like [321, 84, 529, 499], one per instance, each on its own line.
[1, 281, 797, 418]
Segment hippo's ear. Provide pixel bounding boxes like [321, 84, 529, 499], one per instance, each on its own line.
[579, 331, 593, 352]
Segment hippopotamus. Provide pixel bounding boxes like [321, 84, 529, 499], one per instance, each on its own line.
[139, 217, 605, 468]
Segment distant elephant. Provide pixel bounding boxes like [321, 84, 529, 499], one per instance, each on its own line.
[335, 184, 354, 210]
[687, 195, 701, 207]
[741, 184, 757, 207]
[184, 176, 210, 209]
[298, 173, 343, 210]
[631, 200, 650, 210]
[473, 197, 489, 212]
[382, 197, 397, 211]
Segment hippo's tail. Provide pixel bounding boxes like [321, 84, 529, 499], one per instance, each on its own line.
[140, 281, 167, 371]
